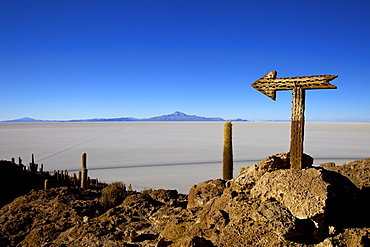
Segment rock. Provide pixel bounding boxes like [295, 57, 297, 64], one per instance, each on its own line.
[250, 167, 358, 242]
[187, 179, 226, 209]
[231, 152, 313, 193]
[258, 152, 313, 173]
[174, 236, 215, 247]
[315, 238, 335, 247]
[251, 167, 357, 219]
[329, 228, 370, 246]
[321, 158, 370, 189]
[320, 162, 336, 169]
[150, 189, 179, 204]
[251, 199, 297, 238]
[0, 187, 99, 247]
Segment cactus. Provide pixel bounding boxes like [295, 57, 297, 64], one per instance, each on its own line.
[29, 153, 38, 173]
[73, 173, 78, 186]
[128, 184, 133, 191]
[44, 179, 48, 190]
[81, 152, 88, 189]
[222, 121, 233, 180]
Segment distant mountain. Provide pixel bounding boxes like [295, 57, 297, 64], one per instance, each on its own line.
[2, 112, 249, 122]
[67, 117, 139, 122]
[3, 117, 47, 122]
[145, 111, 224, 121]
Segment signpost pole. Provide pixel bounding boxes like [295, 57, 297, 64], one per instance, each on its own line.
[290, 87, 305, 169]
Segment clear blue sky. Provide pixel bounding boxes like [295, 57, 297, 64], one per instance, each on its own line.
[1, 0, 369, 121]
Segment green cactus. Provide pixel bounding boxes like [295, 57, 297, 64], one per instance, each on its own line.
[222, 121, 233, 180]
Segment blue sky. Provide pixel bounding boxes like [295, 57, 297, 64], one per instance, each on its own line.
[1, 0, 369, 121]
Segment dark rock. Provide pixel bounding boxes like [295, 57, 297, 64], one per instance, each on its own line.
[150, 189, 178, 204]
[175, 236, 215, 247]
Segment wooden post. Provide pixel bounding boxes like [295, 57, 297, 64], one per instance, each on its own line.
[290, 87, 305, 169]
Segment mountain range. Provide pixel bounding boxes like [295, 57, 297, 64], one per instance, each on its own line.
[2, 112, 249, 122]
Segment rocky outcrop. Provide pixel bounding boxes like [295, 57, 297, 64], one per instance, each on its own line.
[320, 158, 370, 189]
[0, 186, 188, 247]
[187, 179, 226, 209]
[231, 152, 313, 193]
[180, 153, 366, 246]
[0, 187, 102, 247]
[250, 168, 357, 220]
[1, 155, 370, 246]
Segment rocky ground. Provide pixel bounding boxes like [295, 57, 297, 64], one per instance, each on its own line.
[1, 153, 370, 246]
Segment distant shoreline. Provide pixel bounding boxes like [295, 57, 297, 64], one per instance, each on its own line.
[2, 111, 369, 123]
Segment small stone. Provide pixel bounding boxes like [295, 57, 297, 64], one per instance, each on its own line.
[83, 216, 89, 223]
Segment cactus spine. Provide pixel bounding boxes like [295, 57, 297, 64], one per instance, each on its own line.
[222, 121, 233, 180]
[81, 152, 88, 189]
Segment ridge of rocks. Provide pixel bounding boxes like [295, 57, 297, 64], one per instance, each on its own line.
[1, 154, 370, 246]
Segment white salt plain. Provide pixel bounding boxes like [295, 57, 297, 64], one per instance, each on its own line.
[0, 122, 369, 193]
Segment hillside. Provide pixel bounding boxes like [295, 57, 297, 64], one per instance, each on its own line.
[1, 155, 370, 246]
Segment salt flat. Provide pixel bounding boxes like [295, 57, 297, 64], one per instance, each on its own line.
[0, 122, 369, 193]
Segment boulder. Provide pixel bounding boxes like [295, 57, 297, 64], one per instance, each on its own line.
[187, 179, 226, 209]
[250, 167, 358, 241]
[150, 189, 179, 204]
[231, 152, 313, 193]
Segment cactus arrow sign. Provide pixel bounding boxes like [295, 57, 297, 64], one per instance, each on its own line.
[251, 71, 338, 169]
[251, 71, 337, 100]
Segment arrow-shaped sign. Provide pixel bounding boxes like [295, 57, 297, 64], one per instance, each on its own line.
[250, 71, 338, 169]
[251, 71, 338, 100]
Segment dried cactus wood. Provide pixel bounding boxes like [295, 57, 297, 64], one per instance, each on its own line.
[223, 121, 233, 180]
[251, 71, 338, 169]
[251, 70, 337, 101]
[290, 87, 305, 169]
